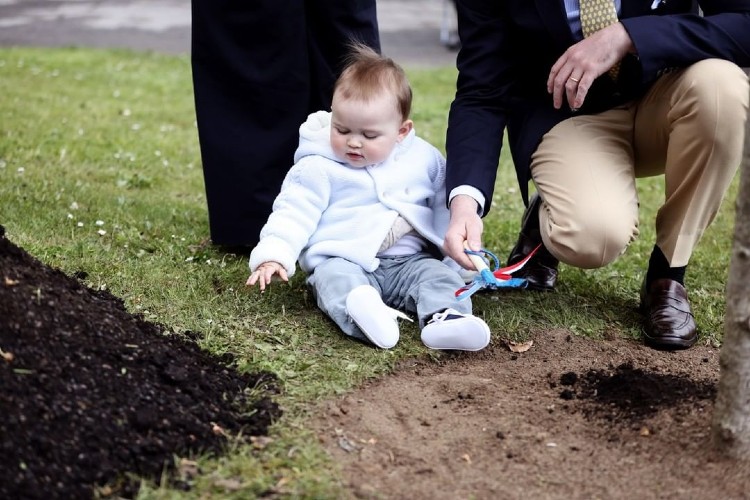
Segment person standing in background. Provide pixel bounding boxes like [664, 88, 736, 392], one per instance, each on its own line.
[191, 1, 380, 252]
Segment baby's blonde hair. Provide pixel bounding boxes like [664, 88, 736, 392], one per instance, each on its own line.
[334, 42, 412, 120]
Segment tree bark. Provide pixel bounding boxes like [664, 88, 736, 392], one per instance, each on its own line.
[712, 85, 750, 459]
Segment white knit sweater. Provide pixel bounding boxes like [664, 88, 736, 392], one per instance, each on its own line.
[249, 111, 450, 276]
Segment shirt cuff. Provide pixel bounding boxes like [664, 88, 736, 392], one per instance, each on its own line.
[448, 185, 485, 215]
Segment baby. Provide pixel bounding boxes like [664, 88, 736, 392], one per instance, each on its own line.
[247, 43, 490, 351]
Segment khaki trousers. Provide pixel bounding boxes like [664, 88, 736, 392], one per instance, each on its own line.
[531, 59, 749, 269]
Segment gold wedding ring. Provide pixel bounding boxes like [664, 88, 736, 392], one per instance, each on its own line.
[569, 76, 580, 83]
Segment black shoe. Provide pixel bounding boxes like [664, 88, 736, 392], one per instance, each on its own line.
[507, 193, 559, 291]
[640, 278, 697, 350]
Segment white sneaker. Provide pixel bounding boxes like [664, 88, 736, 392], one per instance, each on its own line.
[345, 285, 412, 349]
[420, 309, 490, 351]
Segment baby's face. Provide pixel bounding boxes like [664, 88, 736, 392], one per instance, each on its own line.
[330, 91, 411, 168]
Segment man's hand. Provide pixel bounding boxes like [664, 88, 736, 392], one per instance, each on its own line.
[547, 23, 635, 111]
[246, 261, 288, 291]
[443, 194, 483, 270]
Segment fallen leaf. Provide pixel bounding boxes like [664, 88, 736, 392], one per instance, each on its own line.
[250, 435, 274, 449]
[4, 276, 19, 286]
[97, 485, 113, 497]
[213, 477, 243, 491]
[507, 340, 534, 353]
[178, 458, 200, 479]
[276, 477, 290, 488]
[461, 453, 472, 464]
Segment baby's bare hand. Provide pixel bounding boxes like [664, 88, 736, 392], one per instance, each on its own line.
[246, 262, 288, 291]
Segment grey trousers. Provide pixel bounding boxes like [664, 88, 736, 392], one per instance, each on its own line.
[306, 254, 471, 342]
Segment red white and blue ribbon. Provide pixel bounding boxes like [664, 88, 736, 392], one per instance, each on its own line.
[454, 244, 541, 301]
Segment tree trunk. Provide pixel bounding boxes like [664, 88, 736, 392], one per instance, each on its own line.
[712, 85, 750, 459]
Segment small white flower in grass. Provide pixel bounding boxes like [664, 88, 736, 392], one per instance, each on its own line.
[67, 213, 73, 220]
[77, 222, 84, 227]
[155, 150, 162, 157]
[185, 256, 194, 262]
[0, 160, 6, 169]
[131, 123, 141, 131]
[162, 160, 169, 166]
[70, 201, 79, 210]
[97, 230, 106, 236]
[95, 220, 104, 226]
[78, 129, 84, 136]
[17, 167, 24, 174]
[113, 90, 121, 98]
[206, 259, 212, 265]
[122, 108, 131, 117]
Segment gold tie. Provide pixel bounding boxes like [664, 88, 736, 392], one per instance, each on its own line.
[579, 0, 620, 80]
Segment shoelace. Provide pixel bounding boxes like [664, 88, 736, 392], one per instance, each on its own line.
[429, 309, 463, 323]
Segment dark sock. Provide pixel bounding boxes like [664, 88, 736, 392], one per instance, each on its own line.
[646, 245, 686, 287]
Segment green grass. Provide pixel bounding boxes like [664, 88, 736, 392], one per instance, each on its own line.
[0, 47, 737, 498]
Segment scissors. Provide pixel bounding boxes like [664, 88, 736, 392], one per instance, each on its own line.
[454, 243, 542, 301]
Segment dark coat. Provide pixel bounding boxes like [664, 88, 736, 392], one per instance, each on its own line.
[446, 0, 750, 210]
[191, 0, 380, 246]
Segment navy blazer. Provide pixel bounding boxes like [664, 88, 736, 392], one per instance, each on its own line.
[446, 0, 750, 211]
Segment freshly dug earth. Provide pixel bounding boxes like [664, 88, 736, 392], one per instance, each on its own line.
[313, 321, 750, 498]
[0, 226, 282, 499]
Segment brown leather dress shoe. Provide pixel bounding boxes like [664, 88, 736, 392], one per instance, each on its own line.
[507, 193, 559, 291]
[640, 278, 697, 350]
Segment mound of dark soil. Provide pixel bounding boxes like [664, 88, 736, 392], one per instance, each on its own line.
[557, 361, 717, 427]
[0, 225, 282, 499]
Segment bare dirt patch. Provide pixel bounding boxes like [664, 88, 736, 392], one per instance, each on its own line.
[313, 329, 750, 499]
